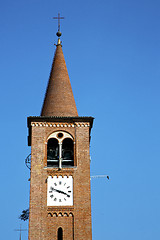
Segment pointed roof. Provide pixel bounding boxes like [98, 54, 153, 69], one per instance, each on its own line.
[41, 41, 78, 117]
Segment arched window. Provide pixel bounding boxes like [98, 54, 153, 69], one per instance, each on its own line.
[62, 138, 74, 167]
[57, 227, 63, 240]
[47, 131, 74, 168]
[47, 138, 59, 167]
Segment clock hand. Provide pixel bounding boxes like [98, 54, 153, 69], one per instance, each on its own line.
[52, 188, 70, 197]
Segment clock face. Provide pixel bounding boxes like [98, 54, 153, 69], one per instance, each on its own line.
[47, 176, 73, 206]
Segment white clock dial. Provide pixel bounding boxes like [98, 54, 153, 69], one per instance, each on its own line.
[47, 176, 73, 206]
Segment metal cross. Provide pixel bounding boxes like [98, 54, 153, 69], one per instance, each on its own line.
[53, 13, 64, 32]
[14, 225, 27, 240]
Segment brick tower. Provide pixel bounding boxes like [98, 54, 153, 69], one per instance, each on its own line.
[27, 27, 93, 240]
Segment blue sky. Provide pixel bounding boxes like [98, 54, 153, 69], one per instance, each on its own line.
[0, 0, 160, 239]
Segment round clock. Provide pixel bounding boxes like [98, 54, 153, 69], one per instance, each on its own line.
[47, 176, 73, 206]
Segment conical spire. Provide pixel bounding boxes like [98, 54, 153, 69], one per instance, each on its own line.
[41, 41, 78, 117]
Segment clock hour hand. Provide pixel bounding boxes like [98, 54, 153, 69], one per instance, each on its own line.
[52, 188, 70, 197]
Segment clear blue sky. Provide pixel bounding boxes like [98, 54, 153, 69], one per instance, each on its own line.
[0, 0, 160, 239]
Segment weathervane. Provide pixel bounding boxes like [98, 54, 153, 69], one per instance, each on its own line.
[53, 13, 64, 38]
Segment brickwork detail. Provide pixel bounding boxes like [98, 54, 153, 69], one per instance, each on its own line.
[47, 212, 73, 217]
[31, 122, 90, 127]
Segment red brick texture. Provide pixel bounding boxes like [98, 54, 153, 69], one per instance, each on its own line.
[41, 45, 78, 117]
[28, 120, 92, 240]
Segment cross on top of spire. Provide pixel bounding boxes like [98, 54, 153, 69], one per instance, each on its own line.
[53, 13, 64, 38]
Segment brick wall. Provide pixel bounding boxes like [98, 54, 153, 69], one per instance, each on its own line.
[28, 120, 92, 240]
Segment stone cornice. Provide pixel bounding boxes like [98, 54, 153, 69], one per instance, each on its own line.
[27, 116, 94, 128]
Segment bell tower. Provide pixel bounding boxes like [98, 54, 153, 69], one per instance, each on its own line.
[27, 21, 93, 240]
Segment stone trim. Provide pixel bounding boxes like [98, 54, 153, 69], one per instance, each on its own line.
[31, 122, 90, 128]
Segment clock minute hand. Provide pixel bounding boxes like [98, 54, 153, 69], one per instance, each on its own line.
[53, 188, 70, 197]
